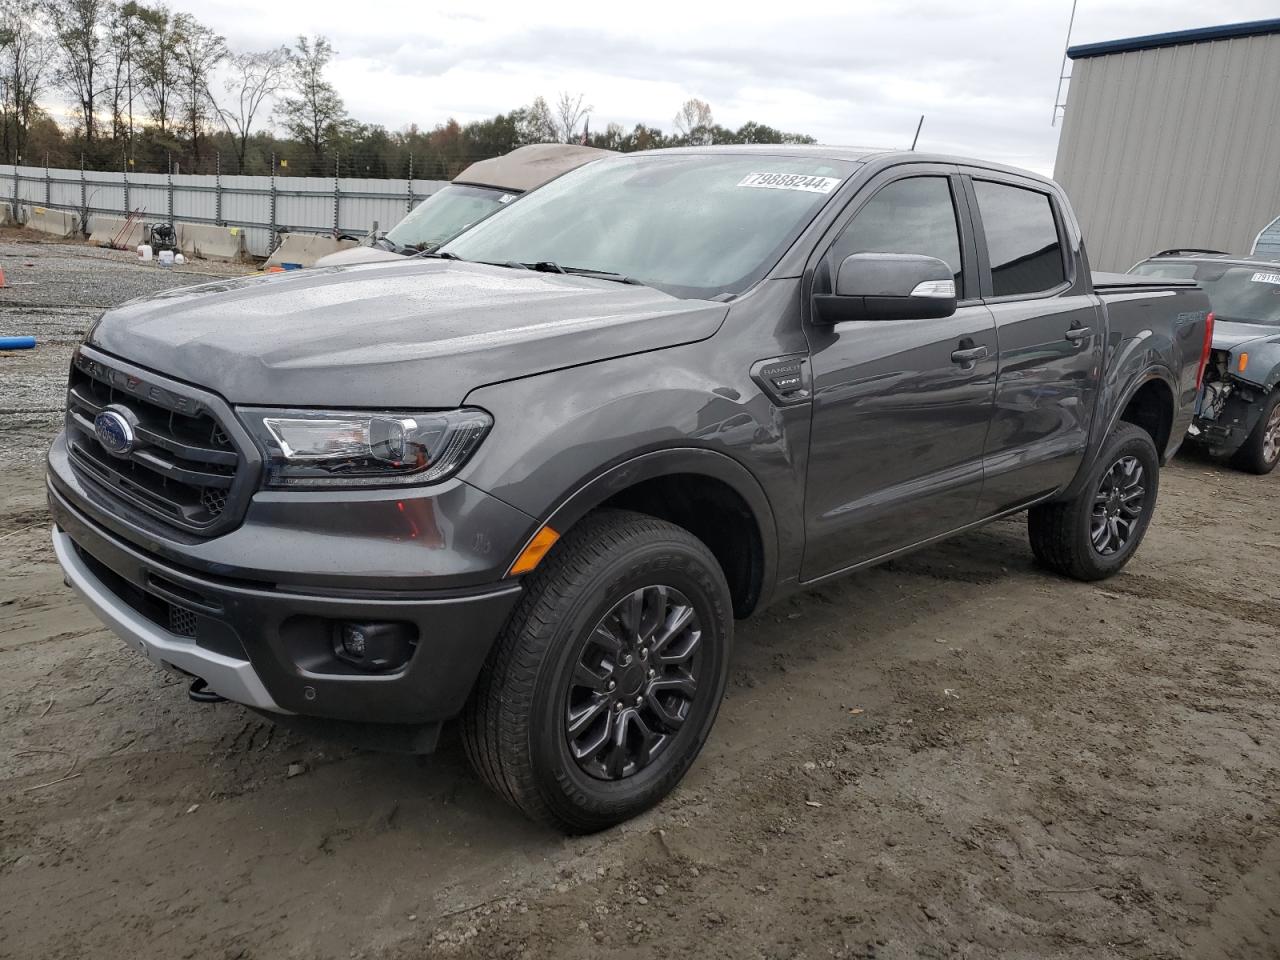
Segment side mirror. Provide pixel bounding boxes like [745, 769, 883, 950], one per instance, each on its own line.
[813, 253, 958, 324]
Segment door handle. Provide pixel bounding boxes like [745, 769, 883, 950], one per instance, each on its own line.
[1065, 326, 1092, 343]
[951, 345, 989, 365]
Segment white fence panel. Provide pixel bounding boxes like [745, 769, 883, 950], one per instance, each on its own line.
[0, 164, 445, 258]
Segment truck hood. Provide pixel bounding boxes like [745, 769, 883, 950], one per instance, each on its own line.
[89, 260, 729, 407]
[1212, 319, 1280, 352]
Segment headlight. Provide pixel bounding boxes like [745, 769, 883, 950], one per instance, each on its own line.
[239, 408, 492, 489]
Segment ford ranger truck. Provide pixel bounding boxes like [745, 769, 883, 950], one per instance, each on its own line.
[48, 147, 1212, 832]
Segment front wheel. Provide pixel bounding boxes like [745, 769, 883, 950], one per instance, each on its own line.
[461, 509, 732, 833]
[1230, 391, 1280, 475]
[1028, 423, 1160, 582]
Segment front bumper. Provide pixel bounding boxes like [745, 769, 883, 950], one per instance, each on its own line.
[50, 476, 525, 727]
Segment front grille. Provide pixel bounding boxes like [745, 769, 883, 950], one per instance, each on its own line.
[64, 349, 255, 536]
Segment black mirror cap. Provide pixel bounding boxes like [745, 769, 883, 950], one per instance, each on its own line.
[814, 252, 958, 324]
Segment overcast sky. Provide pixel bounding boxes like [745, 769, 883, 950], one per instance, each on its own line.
[182, 0, 1276, 174]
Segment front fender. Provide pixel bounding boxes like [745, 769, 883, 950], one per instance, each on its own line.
[458, 339, 812, 600]
[1226, 338, 1280, 392]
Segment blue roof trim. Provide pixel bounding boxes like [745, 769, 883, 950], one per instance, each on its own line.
[1067, 17, 1280, 59]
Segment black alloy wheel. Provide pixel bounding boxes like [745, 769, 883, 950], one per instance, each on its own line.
[1090, 455, 1147, 556]
[565, 585, 703, 781]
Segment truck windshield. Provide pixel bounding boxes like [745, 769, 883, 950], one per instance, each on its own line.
[440, 153, 857, 299]
[1132, 261, 1280, 326]
[384, 183, 516, 253]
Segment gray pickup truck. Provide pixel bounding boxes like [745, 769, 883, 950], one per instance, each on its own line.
[49, 147, 1211, 832]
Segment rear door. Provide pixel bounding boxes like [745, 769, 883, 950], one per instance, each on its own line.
[801, 166, 998, 581]
[961, 173, 1103, 515]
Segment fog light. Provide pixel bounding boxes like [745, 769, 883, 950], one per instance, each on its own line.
[334, 621, 417, 671]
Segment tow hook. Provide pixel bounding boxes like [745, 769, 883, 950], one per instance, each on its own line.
[188, 677, 227, 704]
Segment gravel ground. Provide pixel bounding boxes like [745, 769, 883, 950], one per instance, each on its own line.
[0, 231, 253, 467]
[1, 240, 1277, 960]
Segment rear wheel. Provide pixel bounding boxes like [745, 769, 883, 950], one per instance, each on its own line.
[1230, 391, 1280, 475]
[1028, 423, 1160, 582]
[461, 509, 732, 833]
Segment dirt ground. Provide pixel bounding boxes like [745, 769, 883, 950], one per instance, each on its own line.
[1, 240, 1277, 960]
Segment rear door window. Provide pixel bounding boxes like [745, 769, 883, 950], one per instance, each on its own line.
[973, 181, 1067, 297]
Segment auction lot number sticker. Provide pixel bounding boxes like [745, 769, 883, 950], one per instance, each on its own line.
[738, 172, 841, 194]
[1250, 271, 1280, 285]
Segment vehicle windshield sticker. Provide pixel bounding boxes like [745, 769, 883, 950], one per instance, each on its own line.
[737, 172, 841, 194]
[1249, 271, 1280, 285]
[497, 193, 516, 204]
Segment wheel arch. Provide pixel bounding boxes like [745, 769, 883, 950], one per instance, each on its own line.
[535, 448, 780, 619]
[1062, 365, 1178, 502]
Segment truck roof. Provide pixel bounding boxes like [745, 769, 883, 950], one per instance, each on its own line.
[636, 144, 1058, 187]
[453, 144, 615, 192]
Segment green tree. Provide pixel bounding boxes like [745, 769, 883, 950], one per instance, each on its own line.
[106, 2, 146, 148]
[276, 34, 346, 163]
[514, 95, 557, 145]
[50, 0, 113, 146]
[135, 3, 179, 136]
[172, 11, 225, 167]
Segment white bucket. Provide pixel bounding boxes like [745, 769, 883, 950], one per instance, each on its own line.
[158, 249, 175, 267]
[173, 253, 186, 265]
[137, 244, 153, 261]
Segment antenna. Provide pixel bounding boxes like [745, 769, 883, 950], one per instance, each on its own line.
[910, 115, 924, 151]
[1052, 0, 1080, 126]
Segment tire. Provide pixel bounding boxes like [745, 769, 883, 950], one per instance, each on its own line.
[461, 509, 733, 833]
[1028, 423, 1160, 582]
[1229, 391, 1280, 475]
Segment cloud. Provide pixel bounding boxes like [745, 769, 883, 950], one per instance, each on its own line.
[83, 0, 1280, 174]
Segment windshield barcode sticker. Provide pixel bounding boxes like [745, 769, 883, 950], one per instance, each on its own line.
[737, 172, 841, 194]
[1250, 271, 1280, 285]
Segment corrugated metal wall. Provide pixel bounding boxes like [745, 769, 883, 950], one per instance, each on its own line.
[0, 165, 446, 258]
[1053, 31, 1280, 271]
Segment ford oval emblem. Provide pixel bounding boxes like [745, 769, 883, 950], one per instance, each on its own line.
[94, 409, 136, 457]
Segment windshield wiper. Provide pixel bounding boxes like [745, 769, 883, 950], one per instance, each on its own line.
[522, 261, 647, 286]
[416, 250, 463, 261]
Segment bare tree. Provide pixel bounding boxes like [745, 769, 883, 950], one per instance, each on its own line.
[554, 90, 591, 144]
[171, 12, 225, 166]
[220, 46, 288, 171]
[50, 0, 113, 145]
[276, 35, 347, 163]
[673, 97, 713, 144]
[0, 0, 53, 162]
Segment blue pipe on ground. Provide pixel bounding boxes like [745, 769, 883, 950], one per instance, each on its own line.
[0, 336, 36, 350]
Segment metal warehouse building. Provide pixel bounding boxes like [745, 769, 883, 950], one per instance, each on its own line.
[1053, 18, 1280, 271]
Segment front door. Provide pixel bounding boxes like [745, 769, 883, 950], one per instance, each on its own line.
[801, 172, 998, 581]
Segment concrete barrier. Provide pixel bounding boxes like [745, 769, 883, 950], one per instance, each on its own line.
[89, 214, 144, 250]
[176, 223, 246, 262]
[265, 233, 358, 268]
[26, 206, 79, 239]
